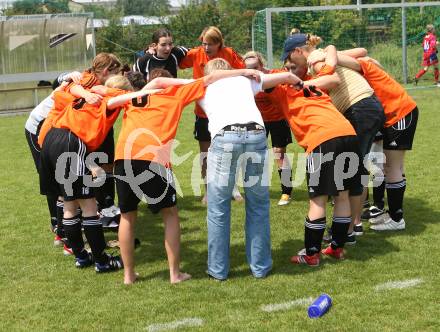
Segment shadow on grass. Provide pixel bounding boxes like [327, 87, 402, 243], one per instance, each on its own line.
[274, 196, 440, 270]
[114, 194, 439, 282]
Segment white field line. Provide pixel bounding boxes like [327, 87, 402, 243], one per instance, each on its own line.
[147, 318, 203, 332]
[375, 278, 423, 291]
[261, 297, 314, 312]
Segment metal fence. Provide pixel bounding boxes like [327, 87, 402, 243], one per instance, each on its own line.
[252, 2, 440, 84]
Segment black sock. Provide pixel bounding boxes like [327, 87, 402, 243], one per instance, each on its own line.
[95, 174, 115, 210]
[46, 193, 57, 221]
[56, 200, 65, 238]
[364, 189, 369, 206]
[63, 216, 86, 258]
[278, 168, 292, 195]
[82, 216, 107, 264]
[373, 174, 385, 210]
[331, 217, 351, 249]
[386, 180, 406, 222]
[304, 217, 326, 256]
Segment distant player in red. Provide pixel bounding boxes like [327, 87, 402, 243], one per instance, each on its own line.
[414, 24, 439, 85]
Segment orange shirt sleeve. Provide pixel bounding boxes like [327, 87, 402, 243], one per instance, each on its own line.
[179, 48, 197, 69]
[173, 79, 206, 105]
[225, 47, 245, 69]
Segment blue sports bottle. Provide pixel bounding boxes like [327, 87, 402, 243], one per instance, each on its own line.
[308, 294, 332, 318]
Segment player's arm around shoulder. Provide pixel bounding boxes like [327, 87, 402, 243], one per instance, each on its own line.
[107, 89, 163, 110]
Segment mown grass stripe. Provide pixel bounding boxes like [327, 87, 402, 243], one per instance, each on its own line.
[375, 278, 423, 291]
[261, 297, 314, 312]
[147, 318, 204, 332]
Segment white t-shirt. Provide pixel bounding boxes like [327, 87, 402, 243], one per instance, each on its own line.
[198, 75, 265, 137]
[24, 93, 54, 135]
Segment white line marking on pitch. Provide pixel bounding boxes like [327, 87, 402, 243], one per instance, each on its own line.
[375, 278, 423, 291]
[261, 297, 314, 312]
[147, 318, 203, 332]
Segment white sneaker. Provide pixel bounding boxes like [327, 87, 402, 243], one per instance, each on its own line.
[110, 205, 120, 216]
[370, 212, 390, 225]
[297, 248, 306, 256]
[101, 206, 116, 218]
[370, 217, 405, 231]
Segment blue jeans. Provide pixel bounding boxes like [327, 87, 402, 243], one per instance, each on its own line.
[207, 128, 272, 280]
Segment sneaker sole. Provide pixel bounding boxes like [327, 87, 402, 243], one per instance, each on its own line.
[353, 231, 363, 236]
[371, 227, 405, 231]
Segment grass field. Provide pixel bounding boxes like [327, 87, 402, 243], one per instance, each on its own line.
[1, 89, 440, 331]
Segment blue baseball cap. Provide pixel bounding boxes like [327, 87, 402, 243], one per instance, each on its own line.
[280, 34, 307, 62]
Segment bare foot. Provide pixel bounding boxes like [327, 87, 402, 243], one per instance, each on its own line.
[170, 272, 192, 284]
[124, 272, 139, 285]
[201, 195, 207, 205]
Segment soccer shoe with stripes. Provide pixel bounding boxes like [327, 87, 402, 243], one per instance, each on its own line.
[95, 254, 123, 273]
[290, 253, 320, 266]
[353, 223, 363, 236]
[63, 243, 73, 256]
[277, 194, 291, 206]
[321, 246, 344, 260]
[54, 235, 64, 247]
[75, 251, 93, 268]
[369, 211, 390, 225]
[370, 218, 405, 231]
[361, 205, 385, 220]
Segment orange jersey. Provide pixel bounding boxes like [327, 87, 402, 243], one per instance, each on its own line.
[65, 70, 99, 93]
[53, 88, 126, 152]
[255, 69, 285, 122]
[179, 46, 245, 118]
[268, 85, 355, 153]
[115, 79, 206, 166]
[37, 91, 75, 148]
[358, 60, 417, 127]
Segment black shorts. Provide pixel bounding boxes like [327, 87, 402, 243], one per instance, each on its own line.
[264, 120, 292, 148]
[25, 128, 41, 172]
[194, 116, 211, 141]
[94, 127, 115, 163]
[114, 160, 177, 214]
[39, 128, 94, 201]
[306, 135, 363, 198]
[344, 95, 385, 159]
[382, 107, 418, 150]
[374, 130, 383, 142]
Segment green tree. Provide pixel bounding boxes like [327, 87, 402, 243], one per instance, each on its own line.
[168, 0, 220, 47]
[4, 0, 70, 15]
[116, 0, 170, 16]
